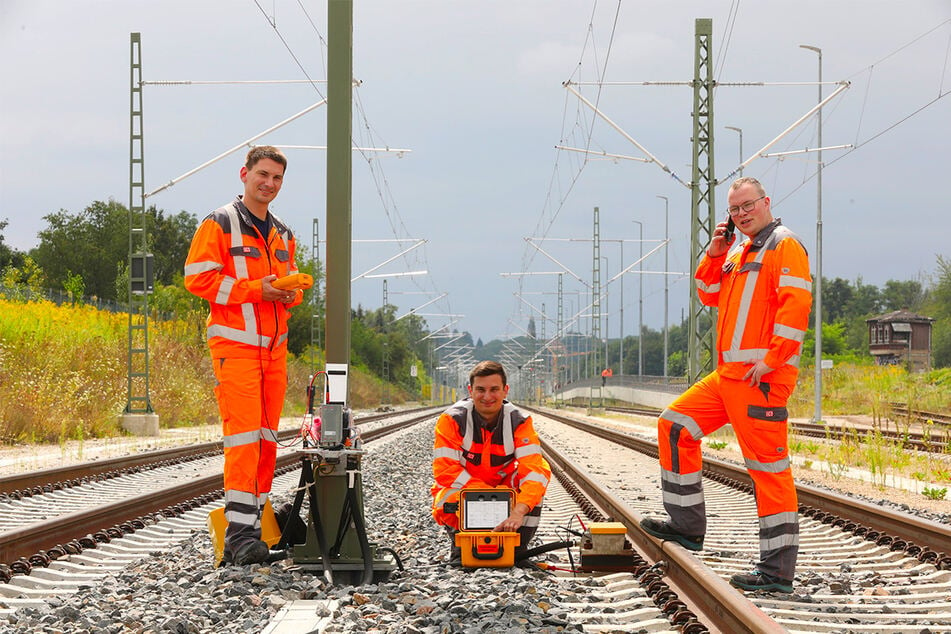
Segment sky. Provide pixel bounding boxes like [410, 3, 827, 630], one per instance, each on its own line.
[2, 1, 950, 359]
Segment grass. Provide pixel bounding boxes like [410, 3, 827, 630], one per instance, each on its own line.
[0, 298, 418, 445]
[791, 363, 951, 420]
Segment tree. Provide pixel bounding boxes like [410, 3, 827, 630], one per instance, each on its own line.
[822, 277, 854, 323]
[31, 200, 198, 302]
[924, 256, 951, 367]
[1, 255, 45, 295]
[881, 279, 925, 312]
[846, 277, 882, 318]
[147, 206, 199, 286]
[32, 201, 128, 300]
[0, 219, 26, 272]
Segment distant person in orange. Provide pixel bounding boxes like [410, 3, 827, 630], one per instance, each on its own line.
[431, 361, 551, 566]
[601, 367, 613, 386]
[184, 146, 303, 567]
[640, 177, 812, 593]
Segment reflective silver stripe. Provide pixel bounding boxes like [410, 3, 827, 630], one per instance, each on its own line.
[744, 456, 791, 473]
[451, 470, 472, 489]
[722, 348, 770, 363]
[774, 323, 806, 343]
[434, 447, 463, 461]
[786, 354, 801, 368]
[225, 490, 259, 506]
[216, 276, 235, 305]
[661, 408, 704, 440]
[522, 514, 541, 527]
[260, 428, 279, 443]
[696, 279, 720, 294]
[184, 260, 221, 276]
[501, 403, 516, 456]
[223, 429, 262, 448]
[662, 489, 705, 507]
[433, 488, 459, 508]
[207, 323, 271, 347]
[258, 493, 270, 507]
[514, 445, 542, 458]
[227, 206, 250, 278]
[461, 405, 475, 453]
[276, 331, 288, 347]
[761, 533, 800, 550]
[779, 274, 811, 291]
[661, 469, 702, 486]
[729, 246, 767, 353]
[520, 472, 549, 487]
[759, 511, 799, 529]
[225, 509, 258, 525]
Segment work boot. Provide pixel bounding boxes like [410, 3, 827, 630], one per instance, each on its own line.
[730, 570, 793, 593]
[232, 540, 269, 566]
[639, 517, 704, 551]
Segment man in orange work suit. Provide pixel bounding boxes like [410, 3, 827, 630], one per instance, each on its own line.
[641, 177, 812, 593]
[431, 361, 551, 566]
[184, 146, 303, 566]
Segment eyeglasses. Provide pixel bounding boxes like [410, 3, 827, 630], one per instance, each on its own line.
[727, 195, 765, 216]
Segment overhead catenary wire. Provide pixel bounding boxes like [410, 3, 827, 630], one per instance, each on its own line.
[772, 18, 951, 210]
[251, 0, 460, 336]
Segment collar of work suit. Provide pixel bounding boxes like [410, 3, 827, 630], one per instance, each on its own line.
[459, 399, 523, 469]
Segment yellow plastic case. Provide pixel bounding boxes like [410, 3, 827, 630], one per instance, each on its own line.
[455, 531, 520, 568]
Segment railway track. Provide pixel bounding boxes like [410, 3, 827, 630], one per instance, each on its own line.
[528, 406, 951, 633]
[604, 404, 951, 453]
[0, 407, 444, 576]
[3, 403, 949, 632]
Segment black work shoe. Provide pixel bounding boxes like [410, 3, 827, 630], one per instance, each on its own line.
[639, 517, 704, 551]
[232, 540, 269, 566]
[730, 570, 793, 593]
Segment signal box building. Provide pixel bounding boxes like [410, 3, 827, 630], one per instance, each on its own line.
[866, 309, 934, 372]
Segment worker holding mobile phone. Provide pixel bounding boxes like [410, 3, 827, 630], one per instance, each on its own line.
[641, 177, 812, 594]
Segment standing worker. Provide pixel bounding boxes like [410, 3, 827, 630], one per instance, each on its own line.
[184, 146, 303, 566]
[640, 177, 812, 593]
[431, 361, 551, 565]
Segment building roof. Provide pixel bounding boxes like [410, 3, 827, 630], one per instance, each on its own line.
[866, 309, 935, 324]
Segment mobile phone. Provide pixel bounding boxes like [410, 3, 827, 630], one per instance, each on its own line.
[723, 217, 735, 243]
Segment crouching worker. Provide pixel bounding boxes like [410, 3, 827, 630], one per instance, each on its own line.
[431, 361, 551, 567]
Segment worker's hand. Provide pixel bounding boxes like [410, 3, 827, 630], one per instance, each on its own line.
[742, 359, 774, 387]
[494, 503, 530, 532]
[261, 274, 296, 303]
[707, 220, 735, 258]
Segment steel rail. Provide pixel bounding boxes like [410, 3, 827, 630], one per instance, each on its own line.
[0, 410, 439, 567]
[604, 404, 951, 454]
[528, 406, 951, 561]
[0, 405, 443, 495]
[541, 437, 785, 634]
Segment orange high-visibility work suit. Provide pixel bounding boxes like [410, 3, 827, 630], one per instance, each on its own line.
[184, 196, 302, 554]
[432, 399, 551, 551]
[657, 219, 811, 581]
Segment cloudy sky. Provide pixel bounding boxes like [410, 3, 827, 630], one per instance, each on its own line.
[2, 1, 949, 352]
